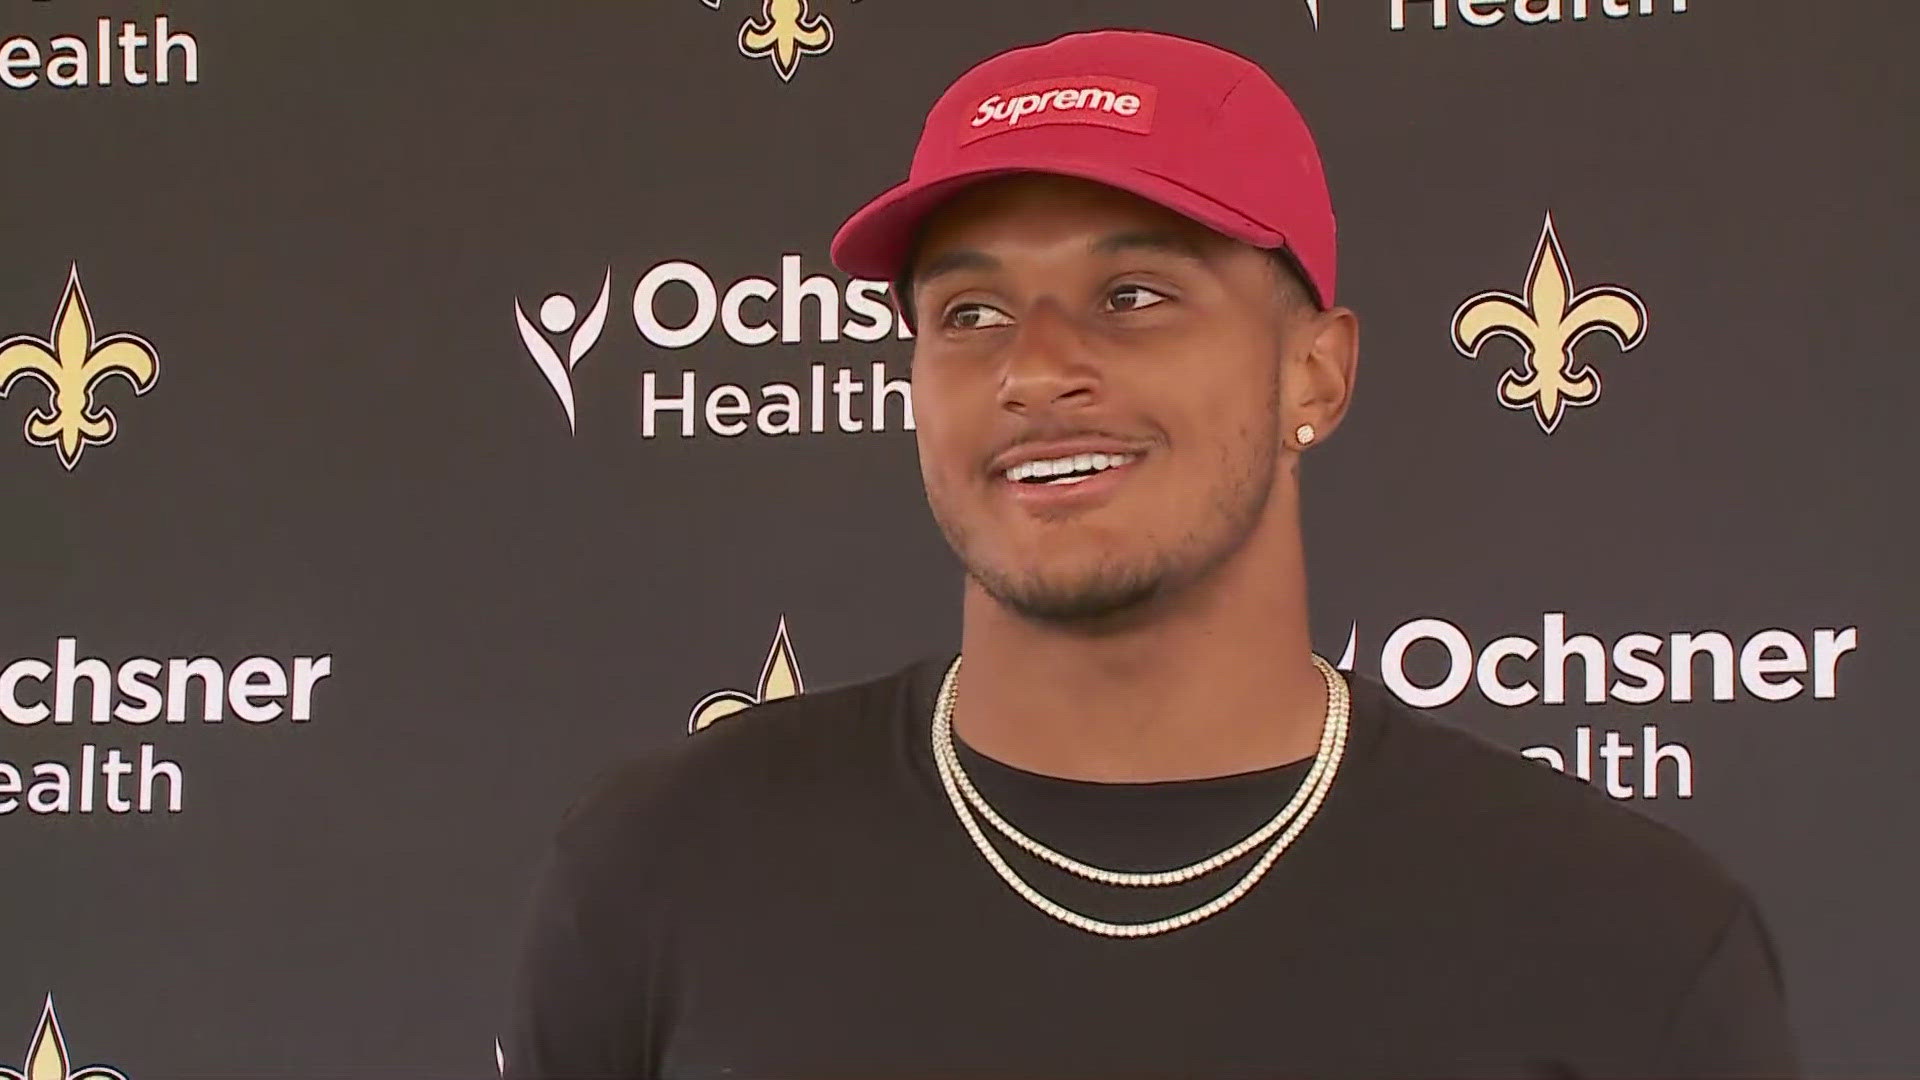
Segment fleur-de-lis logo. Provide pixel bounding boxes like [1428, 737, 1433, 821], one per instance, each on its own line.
[689, 617, 805, 732]
[735, 0, 833, 82]
[0, 265, 159, 469]
[0, 997, 128, 1080]
[1451, 213, 1647, 434]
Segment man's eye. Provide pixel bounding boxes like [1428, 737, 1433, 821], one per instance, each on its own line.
[946, 303, 1013, 330]
[1107, 284, 1168, 312]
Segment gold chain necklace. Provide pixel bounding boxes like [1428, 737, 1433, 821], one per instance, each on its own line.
[930, 653, 1351, 938]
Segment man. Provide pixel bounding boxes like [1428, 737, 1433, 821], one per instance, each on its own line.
[506, 28, 1798, 1079]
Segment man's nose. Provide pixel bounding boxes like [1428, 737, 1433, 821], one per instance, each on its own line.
[996, 301, 1099, 415]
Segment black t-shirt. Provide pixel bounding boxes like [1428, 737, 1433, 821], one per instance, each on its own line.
[505, 657, 1799, 1079]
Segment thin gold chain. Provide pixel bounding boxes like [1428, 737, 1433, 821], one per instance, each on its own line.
[930, 654, 1351, 937]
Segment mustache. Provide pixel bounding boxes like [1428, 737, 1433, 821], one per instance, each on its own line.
[983, 422, 1161, 462]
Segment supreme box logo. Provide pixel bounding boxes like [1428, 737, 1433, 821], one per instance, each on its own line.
[961, 76, 1158, 144]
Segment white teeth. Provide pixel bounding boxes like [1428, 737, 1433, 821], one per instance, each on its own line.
[1002, 452, 1138, 483]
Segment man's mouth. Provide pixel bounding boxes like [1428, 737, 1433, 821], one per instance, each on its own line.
[1001, 451, 1140, 486]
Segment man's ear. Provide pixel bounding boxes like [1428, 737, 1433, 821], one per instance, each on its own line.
[1288, 306, 1360, 445]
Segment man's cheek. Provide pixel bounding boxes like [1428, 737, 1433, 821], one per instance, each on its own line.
[918, 436, 971, 494]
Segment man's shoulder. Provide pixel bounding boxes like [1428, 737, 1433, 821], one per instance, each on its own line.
[546, 659, 930, 853]
[1350, 673, 1750, 931]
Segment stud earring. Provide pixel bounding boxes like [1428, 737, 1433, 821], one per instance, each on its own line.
[1295, 423, 1316, 447]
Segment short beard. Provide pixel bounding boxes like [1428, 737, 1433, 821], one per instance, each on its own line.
[940, 400, 1283, 630]
[970, 552, 1176, 625]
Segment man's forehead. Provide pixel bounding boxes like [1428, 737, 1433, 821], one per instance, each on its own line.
[909, 176, 1233, 279]
[922, 173, 1197, 239]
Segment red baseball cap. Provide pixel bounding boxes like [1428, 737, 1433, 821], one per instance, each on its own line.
[829, 28, 1337, 307]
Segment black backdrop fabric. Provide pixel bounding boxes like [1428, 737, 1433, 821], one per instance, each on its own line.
[2, 1, 1914, 1076]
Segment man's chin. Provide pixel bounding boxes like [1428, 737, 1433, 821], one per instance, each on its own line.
[971, 565, 1170, 626]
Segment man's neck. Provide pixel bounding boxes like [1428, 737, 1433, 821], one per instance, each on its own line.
[949, 528, 1328, 784]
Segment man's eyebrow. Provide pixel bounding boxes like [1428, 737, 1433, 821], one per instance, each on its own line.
[1089, 230, 1214, 265]
[911, 248, 999, 288]
[910, 229, 1215, 292]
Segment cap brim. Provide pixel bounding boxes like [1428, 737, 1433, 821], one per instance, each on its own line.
[829, 156, 1287, 282]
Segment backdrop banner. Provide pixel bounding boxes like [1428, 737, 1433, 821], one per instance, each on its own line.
[3, 0, 1914, 1076]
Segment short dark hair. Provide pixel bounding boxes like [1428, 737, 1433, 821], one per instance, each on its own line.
[1265, 245, 1324, 312]
[890, 245, 1321, 335]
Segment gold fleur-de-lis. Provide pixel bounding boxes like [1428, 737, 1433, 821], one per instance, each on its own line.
[1451, 213, 1646, 434]
[737, 0, 834, 82]
[0, 266, 159, 469]
[0, 997, 129, 1080]
[688, 617, 805, 732]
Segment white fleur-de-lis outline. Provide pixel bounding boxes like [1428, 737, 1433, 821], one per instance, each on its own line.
[0, 264, 159, 469]
[0, 996, 128, 1080]
[688, 617, 806, 733]
[1451, 212, 1647, 434]
[701, 0, 835, 82]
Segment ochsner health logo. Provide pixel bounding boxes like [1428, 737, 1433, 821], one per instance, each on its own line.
[514, 270, 611, 434]
[0, 13, 200, 91]
[1355, 610, 1859, 800]
[2, 637, 334, 818]
[514, 255, 914, 440]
